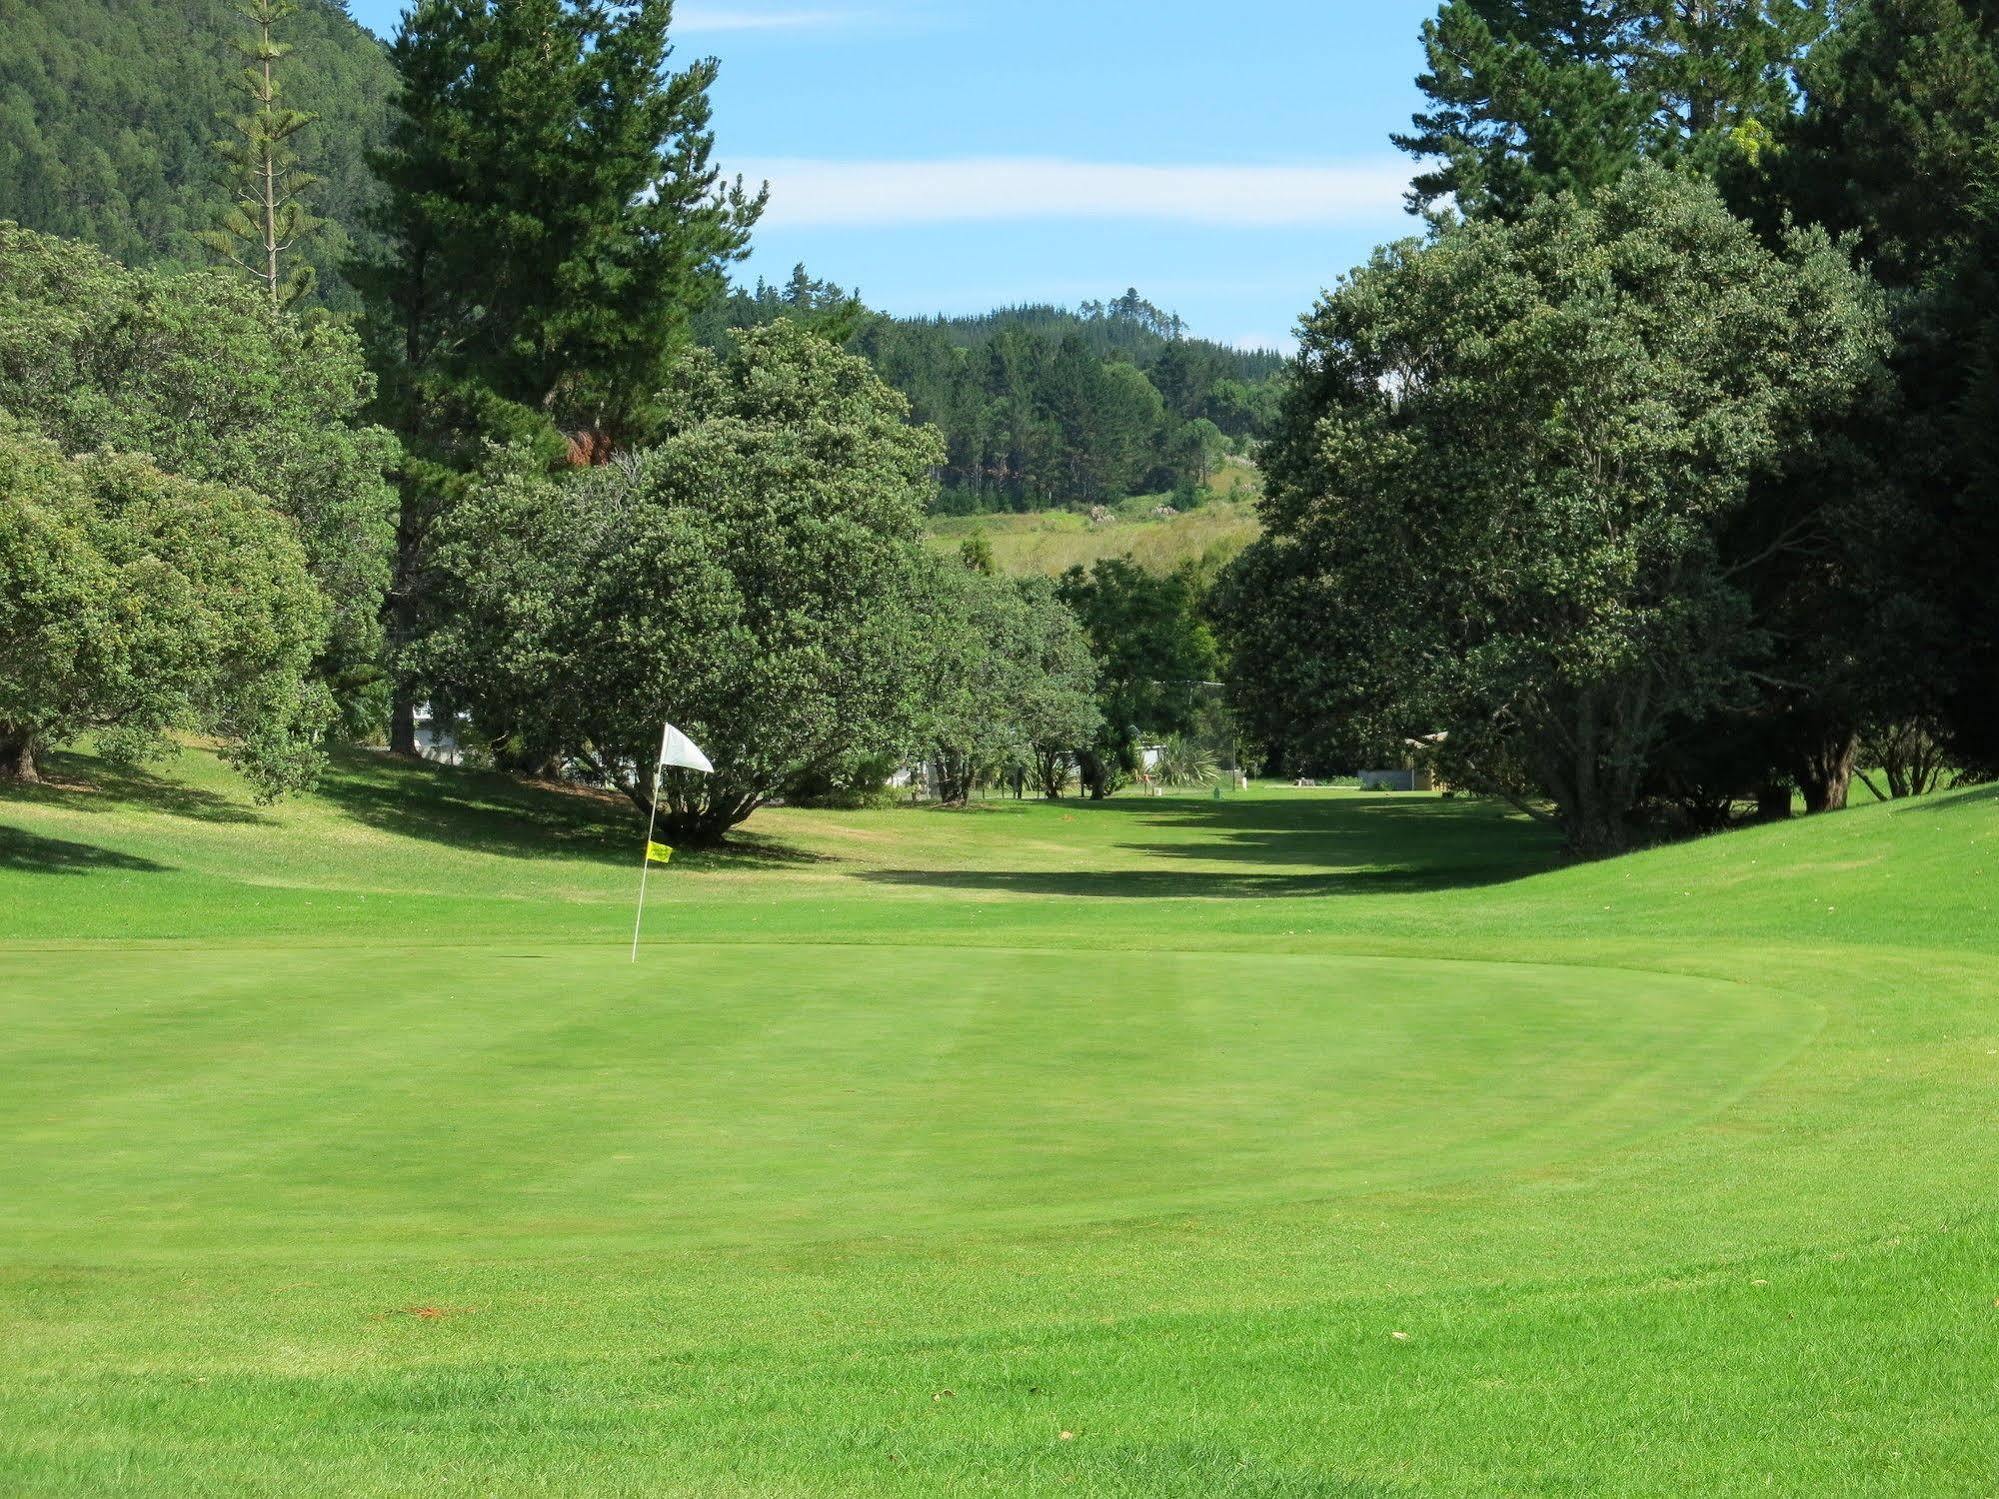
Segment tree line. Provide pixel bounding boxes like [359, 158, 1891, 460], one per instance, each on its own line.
[700, 271, 1286, 515]
[0, 0, 1223, 837]
[15, 0, 1990, 854]
[1217, 0, 1999, 854]
[2, 0, 1284, 517]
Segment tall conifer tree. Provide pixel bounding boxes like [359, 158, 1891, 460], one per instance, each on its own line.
[1394, 1, 1655, 215]
[356, 0, 763, 444]
[1396, 0, 1826, 218]
[353, 0, 764, 754]
[200, 0, 323, 308]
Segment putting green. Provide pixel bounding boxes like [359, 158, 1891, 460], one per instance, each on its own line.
[3, 942, 1813, 1262]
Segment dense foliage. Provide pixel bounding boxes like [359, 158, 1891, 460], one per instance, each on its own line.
[1221, 0, 1999, 850]
[1058, 559, 1222, 799]
[1218, 168, 1883, 854]
[421, 323, 943, 842]
[0, 428, 331, 796]
[0, 0, 392, 305]
[1395, 0, 1826, 217]
[701, 274, 1285, 515]
[921, 561, 1102, 804]
[1753, 0, 1999, 777]
[0, 223, 399, 729]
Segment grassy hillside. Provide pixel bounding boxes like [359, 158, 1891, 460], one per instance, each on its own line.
[930, 463, 1263, 577]
[3, 746, 1997, 1494]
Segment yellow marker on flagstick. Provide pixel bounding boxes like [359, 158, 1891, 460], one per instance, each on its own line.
[647, 841, 673, 865]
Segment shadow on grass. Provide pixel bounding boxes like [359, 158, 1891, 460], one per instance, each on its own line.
[14, 754, 272, 826]
[693, 832, 838, 869]
[863, 793, 1564, 900]
[1929, 782, 1999, 813]
[311, 749, 831, 870]
[856, 865, 1521, 899]
[0, 825, 168, 875]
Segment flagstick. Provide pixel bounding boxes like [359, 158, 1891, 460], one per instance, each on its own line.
[630, 719, 672, 963]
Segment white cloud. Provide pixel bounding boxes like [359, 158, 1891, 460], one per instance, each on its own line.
[740, 157, 1413, 229]
[675, 6, 875, 32]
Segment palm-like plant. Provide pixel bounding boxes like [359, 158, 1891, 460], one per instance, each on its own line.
[1153, 734, 1219, 787]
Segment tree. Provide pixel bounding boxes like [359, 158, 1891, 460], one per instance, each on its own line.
[1394, 0, 1655, 216]
[1213, 524, 1401, 780]
[919, 565, 1102, 805]
[0, 223, 398, 733]
[1764, 0, 1999, 288]
[1395, 0, 1825, 218]
[354, 0, 765, 753]
[1170, 418, 1229, 492]
[959, 529, 996, 574]
[1058, 559, 1219, 798]
[922, 562, 1037, 806]
[1217, 167, 1884, 854]
[1015, 578, 1103, 798]
[422, 323, 941, 843]
[0, 428, 331, 796]
[355, 0, 763, 444]
[1931, 182, 1999, 771]
[1751, 0, 1999, 773]
[199, 0, 323, 309]
[1639, 0, 1828, 168]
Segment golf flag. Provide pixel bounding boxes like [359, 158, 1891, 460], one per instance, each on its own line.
[657, 722, 713, 776]
[632, 718, 712, 962]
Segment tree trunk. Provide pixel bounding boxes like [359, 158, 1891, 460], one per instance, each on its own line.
[933, 749, 973, 807]
[388, 691, 420, 757]
[657, 793, 759, 848]
[0, 727, 39, 784]
[1076, 748, 1116, 800]
[1561, 800, 1629, 860]
[383, 461, 430, 757]
[1797, 733, 1858, 815]
[1754, 783, 1792, 823]
[1033, 748, 1069, 799]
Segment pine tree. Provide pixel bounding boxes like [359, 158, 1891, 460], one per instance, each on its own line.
[1393, 1, 1654, 216]
[1639, 1, 1828, 166]
[199, 0, 323, 309]
[353, 0, 765, 754]
[356, 0, 765, 445]
[1394, 0, 1825, 218]
[1771, 0, 1999, 287]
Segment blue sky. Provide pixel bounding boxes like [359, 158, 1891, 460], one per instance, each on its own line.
[345, 1, 1439, 350]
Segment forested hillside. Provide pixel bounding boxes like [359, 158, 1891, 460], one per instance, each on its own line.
[0, 1, 1280, 507]
[0, 0, 392, 303]
[700, 273, 1288, 514]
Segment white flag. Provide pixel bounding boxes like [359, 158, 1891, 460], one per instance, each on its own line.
[657, 722, 713, 775]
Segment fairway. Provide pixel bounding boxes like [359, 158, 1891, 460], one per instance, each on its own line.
[3, 752, 1998, 1495]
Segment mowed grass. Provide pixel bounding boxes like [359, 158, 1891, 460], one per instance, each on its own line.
[2, 749, 1998, 1495]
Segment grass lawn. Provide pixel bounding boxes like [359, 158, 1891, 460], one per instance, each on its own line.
[2, 749, 1997, 1495]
